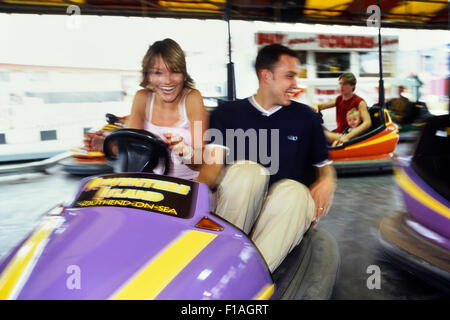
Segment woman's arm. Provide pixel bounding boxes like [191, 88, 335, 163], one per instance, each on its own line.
[126, 89, 148, 129]
[184, 89, 209, 166]
[83, 89, 147, 152]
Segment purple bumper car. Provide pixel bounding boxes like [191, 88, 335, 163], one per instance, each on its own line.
[0, 129, 339, 300]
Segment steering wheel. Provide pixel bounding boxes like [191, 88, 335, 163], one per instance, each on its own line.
[103, 128, 170, 174]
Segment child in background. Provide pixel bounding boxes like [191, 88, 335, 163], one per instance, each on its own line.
[332, 108, 362, 147]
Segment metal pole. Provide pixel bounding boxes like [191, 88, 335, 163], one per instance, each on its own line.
[225, 0, 236, 101]
[378, 0, 384, 107]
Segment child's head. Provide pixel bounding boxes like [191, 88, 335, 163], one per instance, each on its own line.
[346, 108, 361, 128]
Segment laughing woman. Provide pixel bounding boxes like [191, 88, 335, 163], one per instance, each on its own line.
[85, 38, 208, 180]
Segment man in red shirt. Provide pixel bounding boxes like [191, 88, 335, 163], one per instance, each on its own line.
[313, 73, 371, 145]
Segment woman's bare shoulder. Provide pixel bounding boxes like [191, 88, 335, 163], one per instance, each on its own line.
[186, 88, 202, 99]
[132, 89, 150, 108]
[185, 89, 204, 108]
[185, 89, 206, 118]
[135, 88, 150, 100]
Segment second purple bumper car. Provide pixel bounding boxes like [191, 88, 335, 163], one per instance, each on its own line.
[378, 114, 450, 293]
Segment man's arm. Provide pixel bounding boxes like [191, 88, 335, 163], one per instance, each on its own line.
[307, 112, 336, 221]
[312, 98, 337, 113]
[309, 164, 336, 221]
[194, 146, 226, 189]
[340, 100, 372, 142]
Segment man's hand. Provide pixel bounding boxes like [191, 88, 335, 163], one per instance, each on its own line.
[311, 104, 320, 113]
[309, 165, 336, 222]
[336, 134, 350, 145]
[194, 146, 226, 189]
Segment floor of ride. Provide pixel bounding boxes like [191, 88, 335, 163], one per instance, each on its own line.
[318, 173, 448, 300]
[0, 141, 448, 299]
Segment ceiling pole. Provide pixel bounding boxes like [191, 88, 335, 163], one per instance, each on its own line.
[225, 0, 236, 101]
[378, 0, 385, 108]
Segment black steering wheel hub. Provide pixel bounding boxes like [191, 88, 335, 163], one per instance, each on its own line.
[103, 128, 170, 174]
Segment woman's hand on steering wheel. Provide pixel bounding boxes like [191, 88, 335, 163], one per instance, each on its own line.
[83, 130, 105, 152]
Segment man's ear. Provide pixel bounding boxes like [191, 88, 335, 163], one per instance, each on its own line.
[259, 69, 272, 83]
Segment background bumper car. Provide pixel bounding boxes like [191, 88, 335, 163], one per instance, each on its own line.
[330, 106, 399, 175]
[377, 114, 450, 293]
[61, 113, 128, 175]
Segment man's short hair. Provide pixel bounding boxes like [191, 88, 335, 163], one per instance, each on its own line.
[254, 44, 298, 78]
[339, 72, 357, 91]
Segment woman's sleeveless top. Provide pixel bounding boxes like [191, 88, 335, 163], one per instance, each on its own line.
[144, 90, 199, 180]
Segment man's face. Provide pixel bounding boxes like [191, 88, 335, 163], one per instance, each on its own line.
[267, 54, 299, 106]
[339, 78, 354, 96]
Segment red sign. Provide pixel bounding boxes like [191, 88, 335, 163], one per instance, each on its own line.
[316, 88, 339, 95]
[256, 33, 287, 45]
[288, 37, 315, 45]
[256, 32, 398, 50]
[318, 35, 376, 49]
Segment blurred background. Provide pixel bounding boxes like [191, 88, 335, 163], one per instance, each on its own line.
[0, 0, 448, 161]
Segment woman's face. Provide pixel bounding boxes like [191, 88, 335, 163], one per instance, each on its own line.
[148, 55, 185, 103]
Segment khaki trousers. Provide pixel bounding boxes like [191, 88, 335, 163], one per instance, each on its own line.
[214, 161, 316, 272]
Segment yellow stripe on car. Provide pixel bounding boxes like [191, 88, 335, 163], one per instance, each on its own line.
[253, 283, 275, 300]
[345, 130, 397, 150]
[110, 230, 217, 300]
[0, 217, 64, 300]
[395, 167, 450, 219]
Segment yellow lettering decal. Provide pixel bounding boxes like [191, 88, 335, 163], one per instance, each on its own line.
[142, 179, 157, 188]
[93, 186, 111, 200]
[153, 181, 169, 191]
[106, 188, 120, 198]
[149, 192, 164, 202]
[119, 178, 129, 187]
[177, 185, 191, 195]
[84, 176, 190, 199]
[121, 189, 136, 199]
[85, 178, 103, 191]
[130, 179, 145, 188]
[134, 190, 149, 201]
[166, 182, 179, 193]
[76, 200, 177, 215]
[108, 178, 120, 187]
